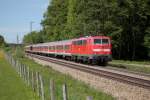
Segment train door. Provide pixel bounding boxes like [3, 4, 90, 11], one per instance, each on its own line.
[87, 39, 92, 55]
[82, 40, 87, 55]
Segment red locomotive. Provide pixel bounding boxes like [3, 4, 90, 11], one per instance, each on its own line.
[25, 36, 112, 65]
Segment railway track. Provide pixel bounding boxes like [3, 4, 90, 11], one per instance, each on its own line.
[27, 53, 150, 90]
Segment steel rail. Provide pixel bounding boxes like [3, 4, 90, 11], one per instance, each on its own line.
[28, 53, 150, 90]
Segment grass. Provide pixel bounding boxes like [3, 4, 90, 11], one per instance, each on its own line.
[109, 60, 150, 74]
[15, 54, 115, 100]
[0, 50, 39, 100]
[112, 60, 150, 65]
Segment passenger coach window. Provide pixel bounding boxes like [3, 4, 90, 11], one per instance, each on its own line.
[65, 45, 70, 50]
[56, 45, 63, 50]
[49, 46, 52, 50]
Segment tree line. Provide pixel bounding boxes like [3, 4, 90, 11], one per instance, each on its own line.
[23, 0, 150, 60]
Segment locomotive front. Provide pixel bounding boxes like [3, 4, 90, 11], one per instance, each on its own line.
[91, 36, 112, 64]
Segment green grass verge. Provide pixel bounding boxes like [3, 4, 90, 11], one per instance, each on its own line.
[16, 56, 115, 100]
[0, 51, 39, 100]
[112, 60, 150, 65]
[109, 60, 150, 74]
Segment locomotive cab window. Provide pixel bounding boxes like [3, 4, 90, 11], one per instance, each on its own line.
[77, 40, 82, 45]
[102, 39, 109, 44]
[94, 39, 109, 44]
[94, 39, 102, 44]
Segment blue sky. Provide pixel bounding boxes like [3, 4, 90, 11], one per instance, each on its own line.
[0, 0, 49, 43]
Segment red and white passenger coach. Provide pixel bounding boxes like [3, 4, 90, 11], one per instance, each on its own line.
[25, 36, 112, 65]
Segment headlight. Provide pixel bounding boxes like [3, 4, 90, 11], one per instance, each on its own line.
[93, 49, 102, 52]
[93, 49, 110, 52]
[103, 49, 110, 52]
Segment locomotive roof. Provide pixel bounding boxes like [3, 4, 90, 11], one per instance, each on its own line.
[72, 36, 110, 41]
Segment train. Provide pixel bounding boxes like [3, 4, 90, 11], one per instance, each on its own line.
[25, 36, 112, 65]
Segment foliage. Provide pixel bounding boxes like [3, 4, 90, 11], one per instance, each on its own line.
[144, 27, 150, 57]
[144, 27, 150, 48]
[3, 46, 11, 52]
[0, 35, 5, 47]
[23, 31, 44, 44]
[41, 0, 68, 41]
[23, 0, 150, 60]
[15, 46, 24, 58]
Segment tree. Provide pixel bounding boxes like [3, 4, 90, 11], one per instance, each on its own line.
[24, 0, 150, 60]
[41, 0, 68, 41]
[144, 27, 150, 58]
[0, 35, 5, 47]
[112, 0, 150, 60]
[23, 31, 44, 44]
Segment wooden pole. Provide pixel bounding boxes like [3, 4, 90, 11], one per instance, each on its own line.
[86, 96, 93, 100]
[24, 65, 26, 81]
[39, 75, 45, 100]
[16, 61, 18, 72]
[31, 71, 34, 90]
[19, 64, 22, 77]
[22, 65, 25, 80]
[21, 64, 23, 77]
[36, 72, 40, 96]
[50, 80, 55, 100]
[62, 84, 68, 100]
[27, 67, 30, 86]
[24, 66, 27, 83]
